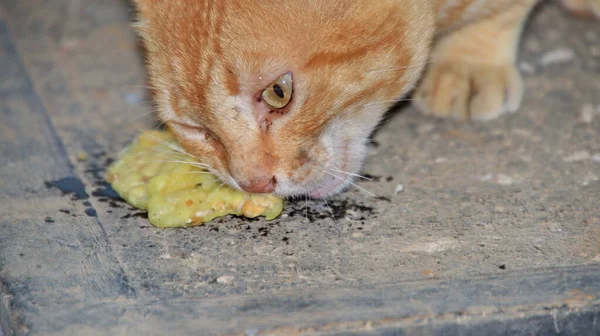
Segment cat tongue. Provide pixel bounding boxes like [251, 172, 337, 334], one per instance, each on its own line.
[310, 175, 345, 199]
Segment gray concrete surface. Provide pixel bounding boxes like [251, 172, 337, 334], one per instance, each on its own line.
[0, 0, 599, 335]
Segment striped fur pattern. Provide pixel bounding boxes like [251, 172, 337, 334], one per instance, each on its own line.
[132, 0, 597, 197]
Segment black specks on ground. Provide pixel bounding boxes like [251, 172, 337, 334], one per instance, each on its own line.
[361, 174, 382, 182]
[44, 217, 55, 223]
[499, 265, 507, 270]
[44, 176, 89, 200]
[258, 227, 269, 237]
[237, 216, 261, 223]
[121, 212, 148, 220]
[108, 200, 124, 209]
[84, 162, 107, 182]
[85, 208, 97, 217]
[24, 187, 38, 194]
[45, 177, 106, 218]
[80, 152, 127, 214]
[91, 182, 122, 201]
[286, 198, 376, 222]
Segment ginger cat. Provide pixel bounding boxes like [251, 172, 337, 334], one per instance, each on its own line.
[131, 0, 599, 198]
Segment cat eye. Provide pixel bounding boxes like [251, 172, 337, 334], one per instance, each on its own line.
[261, 72, 293, 110]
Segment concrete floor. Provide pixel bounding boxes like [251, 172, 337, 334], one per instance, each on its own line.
[0, 0, 599, 335]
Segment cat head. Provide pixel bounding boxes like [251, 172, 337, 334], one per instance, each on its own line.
[132, 0, 433, 198]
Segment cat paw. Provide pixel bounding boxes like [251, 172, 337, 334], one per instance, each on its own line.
[413, 62, 524, 121]
[561, 0, 600, 19]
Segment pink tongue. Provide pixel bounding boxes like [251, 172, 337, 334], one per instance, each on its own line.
[310, 175, 345, 199]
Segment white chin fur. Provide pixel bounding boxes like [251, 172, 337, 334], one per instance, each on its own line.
[274, 115, 373, 198]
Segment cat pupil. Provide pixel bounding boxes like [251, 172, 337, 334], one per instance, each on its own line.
[273, 84, 285, 99]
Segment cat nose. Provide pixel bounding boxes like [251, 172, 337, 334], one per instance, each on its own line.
[240, 176, 277, 193]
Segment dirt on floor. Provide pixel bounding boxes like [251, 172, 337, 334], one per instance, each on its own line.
[0, 0, 599, 334]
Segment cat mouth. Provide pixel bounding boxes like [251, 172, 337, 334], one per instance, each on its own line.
[309, 139, 353, 198]
[310, 174, 347, 198]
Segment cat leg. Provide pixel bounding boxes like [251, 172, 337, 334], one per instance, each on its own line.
[414, 1, 537, 121]
[561, 0, 600, 18]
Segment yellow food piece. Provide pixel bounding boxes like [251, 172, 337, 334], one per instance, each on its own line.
[76, 152, 88, 161]
[106, 131, 284, 228]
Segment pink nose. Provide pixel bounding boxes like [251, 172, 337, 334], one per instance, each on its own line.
[240, 177, 276, 193]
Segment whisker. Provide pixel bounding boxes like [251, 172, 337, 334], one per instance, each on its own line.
[117, 84, 156, 91]
[139, 159, 210, 168]
[305, 192, 309, 221]
[144, 146, 214, 171]
[130, 100, 155, 107]
[330, 168, 372, 181]
[129, 108, 161, 122]
[365, 59, 436, 74]
[322, 197, 336, 220]
[146, 134, 200, 160]
[153, 121, 167, 131]
[192, 162, 212, 170]
[215, 182, 226, 193]
[146, 148, 193, 161]
[323, 170, 377, 198]
[181, 171, 215, 175]
[363, 97, 423, 107]
[348, 182, 377, 198]
[142, 156, 209, 168]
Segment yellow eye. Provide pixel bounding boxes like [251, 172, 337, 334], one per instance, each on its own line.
[261, 72, 293, 109]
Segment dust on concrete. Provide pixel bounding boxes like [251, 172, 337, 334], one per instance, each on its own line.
[38, 0, 600, 299]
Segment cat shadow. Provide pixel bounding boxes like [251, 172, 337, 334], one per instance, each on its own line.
[368, 98, 412, 141]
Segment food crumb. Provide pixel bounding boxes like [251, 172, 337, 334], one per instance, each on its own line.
[496, 174, 515, 186]
[216, 275, 234, 284]
[580, 104, 595, 124]
[417, 124, 435, 135]
[582, 174, 599, 186]
[563, 150, 591, 163]
[519, 61, 535, 74]
[351, 232, 365, 239]
[539, 47, 575, 66]
[76, 152, 88, 162]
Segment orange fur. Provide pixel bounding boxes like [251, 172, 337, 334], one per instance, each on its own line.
[131, 0, 596, 197]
